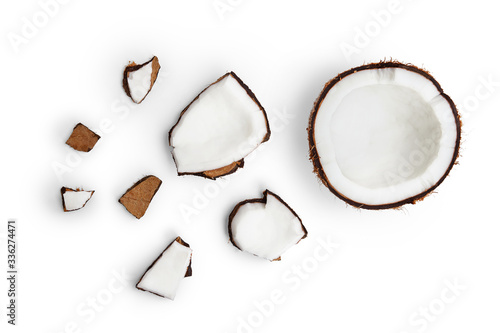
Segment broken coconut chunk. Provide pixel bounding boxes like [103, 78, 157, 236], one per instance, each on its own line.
[122, 56, 160, 103]
[61, 187, 94, 212]
[308, 61, 461, 209]
[65, 123, 100, 152]
[228, 190, 307, 261]
[136, 237, 192, 300]
[168, 72, 270, 179]
[118, 175, 162, 219]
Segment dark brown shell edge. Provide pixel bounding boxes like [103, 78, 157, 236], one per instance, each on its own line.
[136, 236, 192, 298]
[122, 56, 160, 104]
[307, 60, 462, 210]
[228, 189, 308, 261]
[118, 175, 162, 219]
[60, 186, 95, 212]
[168, 71, 271, 180]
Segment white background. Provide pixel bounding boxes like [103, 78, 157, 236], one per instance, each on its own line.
[1, 0, 499, 332]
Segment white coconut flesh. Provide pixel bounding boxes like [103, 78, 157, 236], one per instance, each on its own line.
[128, 61, 153, 103]
[313, 67, 458, 206]
[137, 240, 192, 300]
[170, 74, 269, 174]
[230, 192, 306, 261]
[63, 190, 94, 211]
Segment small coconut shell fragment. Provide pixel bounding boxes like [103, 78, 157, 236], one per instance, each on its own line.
[122, 56, 160, 104]
[136, 236, 193, 300]
[228, 190, 307, 261]
[65, 123, 100, 152]
[61, 187, 95, 212]
[118, 175, 162, 219]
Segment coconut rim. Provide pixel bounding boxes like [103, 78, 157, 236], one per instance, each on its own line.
[307, 61, 462, 210]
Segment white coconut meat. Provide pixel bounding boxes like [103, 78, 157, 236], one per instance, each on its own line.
[229, 190, 307, 261]
[169, 72, 270, 178]
[136, 237, 192, 300]
[310, 63, 460, 208]
[61, 187, 94, 212]
[123, 56, 160, 104]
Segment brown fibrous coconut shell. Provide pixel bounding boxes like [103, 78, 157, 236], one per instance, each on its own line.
[228, 190, 308, 261]
[307, 61, 462, 210]
[118, 175, 162, 219]
[168, 72, 271, 179]
[65, 123, 100, 152]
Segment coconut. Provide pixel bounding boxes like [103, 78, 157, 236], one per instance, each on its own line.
[61, 187, 94, 212]
[122, 56, 160, 104]
[308, 61, 461, 209]
[168, 72, 270, 179]
[228, 190, 307, 261]
[136, 237, 192, 300]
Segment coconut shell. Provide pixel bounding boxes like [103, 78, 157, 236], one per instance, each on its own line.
[118, 175, 162, 219]
[65, 123, 100, 152]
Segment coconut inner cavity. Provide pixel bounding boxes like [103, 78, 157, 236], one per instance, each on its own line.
[330, 84, 442, 189]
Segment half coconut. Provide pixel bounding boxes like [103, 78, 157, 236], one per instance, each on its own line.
[169, 72, 270, 179]
[308, 61, 461, 209]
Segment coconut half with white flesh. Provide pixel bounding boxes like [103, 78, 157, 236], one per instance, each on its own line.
[169, 72, 270, 179]
[229, 190, 307, 261]
[136, 237, 192, 300]
[308, 61, 461, 209]
[122, 56, 160, 104]
[61, 187, 95, 212]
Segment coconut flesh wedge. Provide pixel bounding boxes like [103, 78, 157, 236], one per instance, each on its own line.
[169, 72, 270, 179]
[308, 62, 461, 209]
[229, 190, 307, 261]
[122, 56, 160, 104]
[136, 237, 192, 300]
[61, 187, 94, 212]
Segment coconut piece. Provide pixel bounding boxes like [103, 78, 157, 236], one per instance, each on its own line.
[122, 56, 160, 104]
[308, 61, 461, 210]
[168, 72, 270, 179]
[61, 187, 95, 212]
[136, 237, 192, 299]
[118, 175, 162, 219]
[228, 190, 307, 261]
[65, 123, 100, 152]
